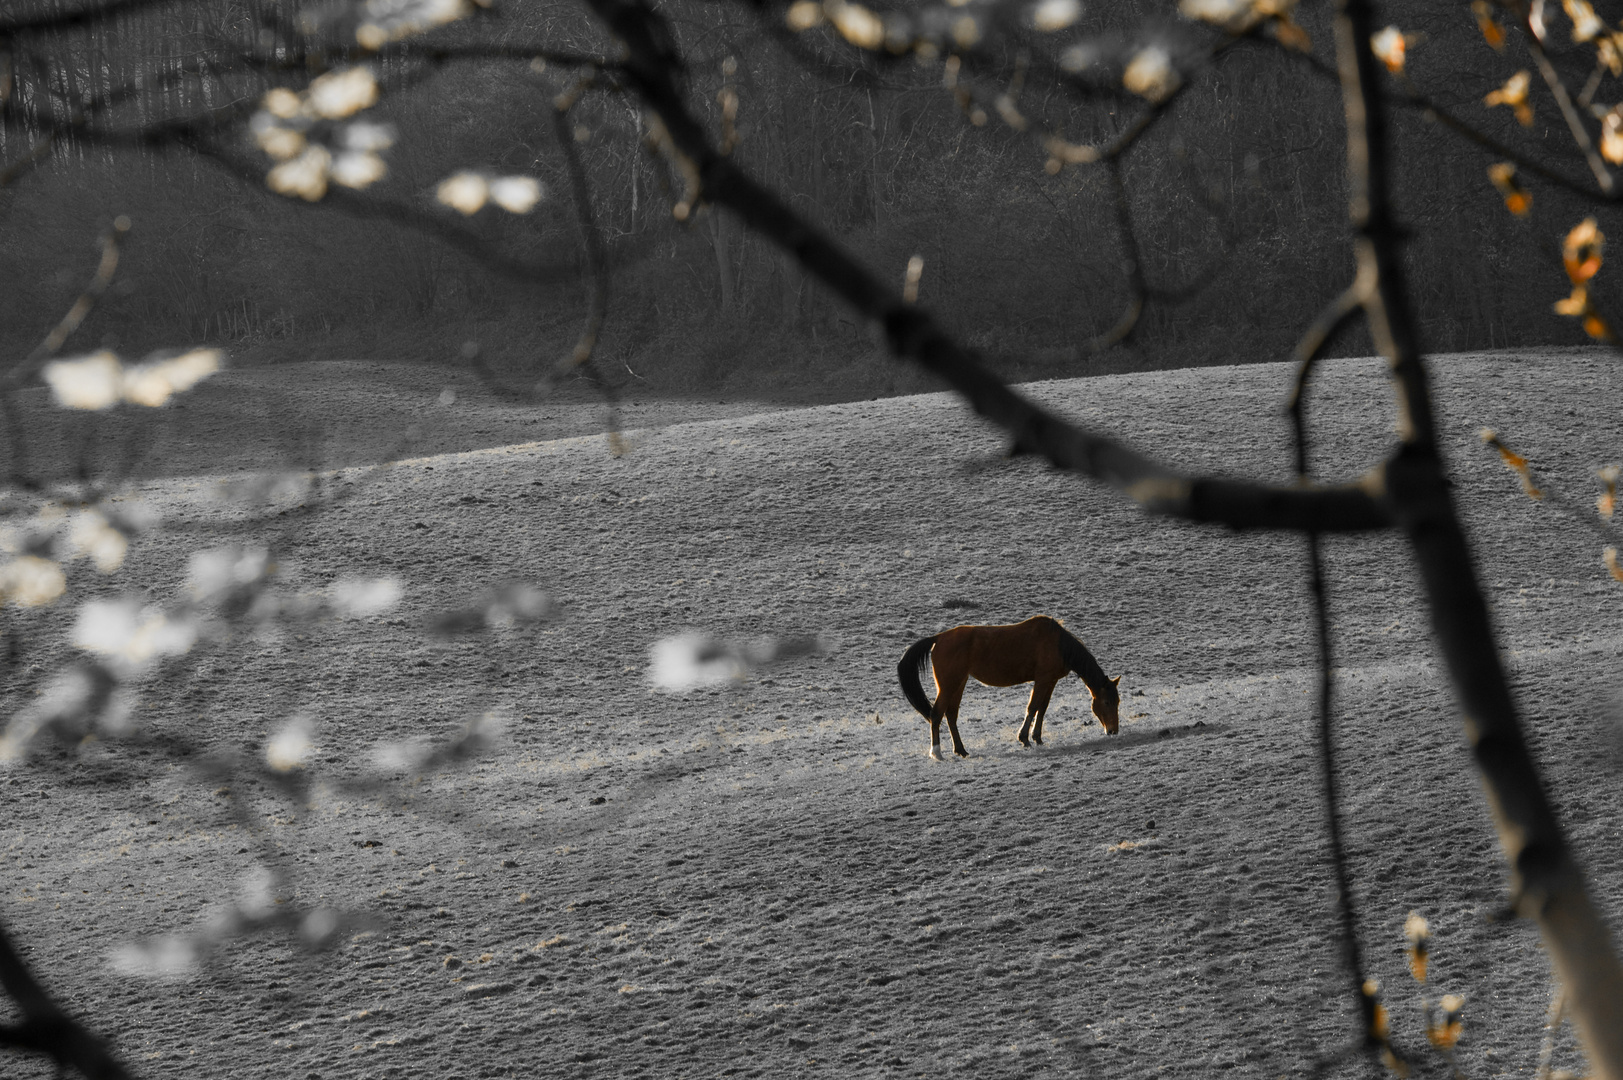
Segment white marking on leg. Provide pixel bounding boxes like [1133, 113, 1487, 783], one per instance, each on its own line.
[929, 744, 943, 761]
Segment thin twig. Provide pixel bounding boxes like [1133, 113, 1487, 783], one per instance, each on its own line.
[5, 216, 128, 388]
[1536, 987, 1568, 1080]
[1480, 428, 1619, 544]
[550, 78, 622, 445]
[1393, 89, 1596, 195]
[1305, 531, 1387, 1067]
[1288, 257, 1383, 1071]
[1084, 157, 1148, 351]
[1525, 29, 1614, 194]
[0, 216, 130, 488]
[1287, 279, 1369, 476]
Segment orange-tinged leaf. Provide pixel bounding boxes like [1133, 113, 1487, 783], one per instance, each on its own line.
[1179, 0, 1262, 32]
[1403, 911, 1430, 982]
[1372, 25, 1406, 73]
[1473, 0, 1507, 50]
[1426, 1019, 1464, 1050]
[1484, 70, 1532, 127]
[1480, 427, 1544, 500]
[1484, 70, 1530, 106]
[1598, 465, 1619, 519]
[1488, 162, 1532, 216]
[826, 0, 885, 50]
[1604, 109, 1623, 164]
[1564, 0, 1603, 41]
[785, 0, 823, 29]
[1371, 1001, 1390, 1040]
[1045, 135, 1100, 165]
[1601, 34, 1623, 76]
[1555, 285, 1589, 315]
[1123, 46, 1180, 102]
[1605, 546, 1623, 581]
[1563, 217, 1605, 284]
[1427, 993, 1466, 1050]
[1030, 0, 1081, 32]
[1274, 16, 1312, 52]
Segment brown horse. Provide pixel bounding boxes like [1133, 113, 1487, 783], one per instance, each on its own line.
[896, 615, 1120, 759]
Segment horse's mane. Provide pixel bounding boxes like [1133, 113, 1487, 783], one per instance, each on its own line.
[1055, 623, 1114, 700]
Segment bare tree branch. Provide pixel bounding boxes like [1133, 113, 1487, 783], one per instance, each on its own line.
[0, 919, 133, 1079]
[552, 80, 616, 394]
[1290, 276, 1385, 1071]
[591, 0, 1392, 532]
[1333, 2, 1623, 1075]
[0, 216, 129, 487]
[1524, 23, 1614, 195]
[1287, 277, 1369, 476]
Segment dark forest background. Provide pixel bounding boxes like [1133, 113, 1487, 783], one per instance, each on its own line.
[0, 1, 1603, 401]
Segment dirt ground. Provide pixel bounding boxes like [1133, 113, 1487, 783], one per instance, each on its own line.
[2, 347, 1621, 1079]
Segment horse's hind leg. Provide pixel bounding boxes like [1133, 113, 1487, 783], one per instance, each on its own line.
[1027, 677, 1058, 746]
[932, 677, 969, 760]
[945, 702, 970, 758]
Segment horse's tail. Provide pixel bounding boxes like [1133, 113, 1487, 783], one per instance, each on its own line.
[896, 636, 937, 720]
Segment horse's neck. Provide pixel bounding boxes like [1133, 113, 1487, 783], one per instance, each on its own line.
[1061, 631, 1110, 695]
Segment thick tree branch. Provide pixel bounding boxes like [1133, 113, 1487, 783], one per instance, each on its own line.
[0, 920, 132, 1079]
[592, 0, 1391, 533]
[1335, 3, 1623, 1076]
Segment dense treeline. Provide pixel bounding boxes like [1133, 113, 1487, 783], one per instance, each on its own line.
[0, 0, 1599, 398]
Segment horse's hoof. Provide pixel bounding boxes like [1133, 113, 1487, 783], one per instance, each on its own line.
[1018, 738, 1029, 748]
[955, 749, 970, 759]
[929, 747, 943, 761]
[1032, 736, 1044, 746]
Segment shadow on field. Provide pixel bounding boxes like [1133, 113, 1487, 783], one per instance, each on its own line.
[978, 720, 1226, 761]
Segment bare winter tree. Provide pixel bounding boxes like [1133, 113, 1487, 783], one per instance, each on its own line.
[3, 0, 1623, 1076]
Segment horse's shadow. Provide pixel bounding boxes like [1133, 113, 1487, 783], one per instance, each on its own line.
[970, 720, 1224, 761]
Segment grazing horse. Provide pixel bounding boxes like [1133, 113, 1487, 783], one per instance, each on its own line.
[896, 615, 1120, 760]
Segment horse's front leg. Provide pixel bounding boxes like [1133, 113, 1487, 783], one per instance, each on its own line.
[1027, 677, 1058, 746]
[928, 714, 944, 760]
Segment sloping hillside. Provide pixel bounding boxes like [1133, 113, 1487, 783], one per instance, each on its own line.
[2, 349, 1620, 1078]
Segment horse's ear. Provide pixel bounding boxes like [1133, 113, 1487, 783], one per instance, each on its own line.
[1111, 675, 1121, 686]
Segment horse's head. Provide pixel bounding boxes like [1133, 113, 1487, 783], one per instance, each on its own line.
[1090, 674, 1122, 735]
